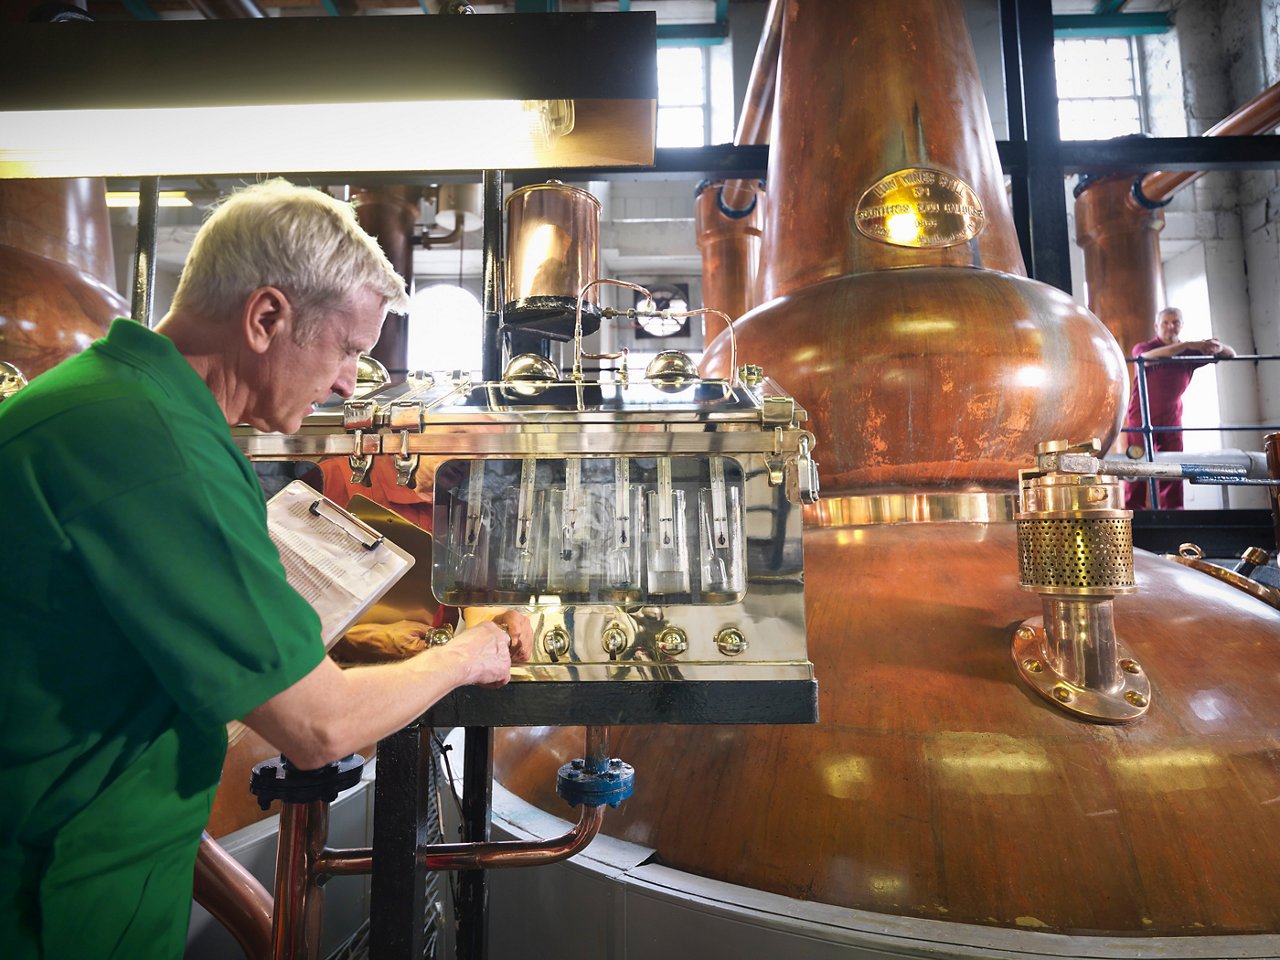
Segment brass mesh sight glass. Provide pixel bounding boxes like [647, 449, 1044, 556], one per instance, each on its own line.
[1012, 440, 1148, 723]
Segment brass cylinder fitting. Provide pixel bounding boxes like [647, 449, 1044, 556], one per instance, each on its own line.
[1013, 440, 1149, 723]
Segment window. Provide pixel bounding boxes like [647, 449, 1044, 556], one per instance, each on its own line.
[1054, 37, 1145, 140]
[657, 46, 709, 147]
[406, 283, 483, 377]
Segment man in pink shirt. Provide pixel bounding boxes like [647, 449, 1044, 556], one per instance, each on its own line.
[1124, 306, 1236, 509]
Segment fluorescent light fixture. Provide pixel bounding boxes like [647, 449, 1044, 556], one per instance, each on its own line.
[105, 190, 192, 208]
[0, 14, 656, 179]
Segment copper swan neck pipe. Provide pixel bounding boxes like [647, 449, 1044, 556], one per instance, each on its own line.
[1134, 80, 1280, 207]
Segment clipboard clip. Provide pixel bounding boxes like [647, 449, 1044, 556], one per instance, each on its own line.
[309, 498, 385, 551]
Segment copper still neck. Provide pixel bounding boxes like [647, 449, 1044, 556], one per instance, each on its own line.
[701, 0, 1126, 495]
[760, 0, 1024, 300]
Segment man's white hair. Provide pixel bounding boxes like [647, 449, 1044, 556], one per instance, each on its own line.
[170, 179, 411, 343]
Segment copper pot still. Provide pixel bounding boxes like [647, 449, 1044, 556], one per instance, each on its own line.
[0, 178, 127, 379]
[495, 0, 1280, 944]
[504, 180, 601, 312]
[695, 179, 765, 345]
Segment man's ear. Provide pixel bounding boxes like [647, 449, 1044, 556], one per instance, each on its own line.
[242, 287, 292, 355]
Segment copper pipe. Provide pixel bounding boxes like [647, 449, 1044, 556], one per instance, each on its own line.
[193, 832, 274, 960]
[315, 726, 610, 878]
[1074, 174, 1165, 374]
[1135, 80, 1280, 205]
[271, 800, 327, 960]
[303, 794, 605, 879]
[421, 803, 605, 871]
[310, 848, 373, 878]
[732, 0, 783, 148]
[696, 180, 765, 337]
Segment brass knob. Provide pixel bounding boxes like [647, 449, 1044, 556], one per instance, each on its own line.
[542, 626, 571, 661]
[656, 626, 688, 658]
[426, 626, 454, 646]
[602, 623, 628, 658]
[714, 627, 748, 657]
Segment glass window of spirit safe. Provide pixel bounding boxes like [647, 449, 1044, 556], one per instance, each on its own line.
[433, 456, 746, 607]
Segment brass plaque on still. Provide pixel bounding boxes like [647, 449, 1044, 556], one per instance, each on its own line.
[853, 168, 985, 248]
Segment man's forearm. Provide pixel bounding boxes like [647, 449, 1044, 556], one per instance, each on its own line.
[242, 636, 500, 769]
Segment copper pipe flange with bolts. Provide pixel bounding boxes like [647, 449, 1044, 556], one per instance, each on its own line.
[1014, 439, 1150, 723]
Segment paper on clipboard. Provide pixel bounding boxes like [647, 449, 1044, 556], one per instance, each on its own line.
[267, 480, 415, 649]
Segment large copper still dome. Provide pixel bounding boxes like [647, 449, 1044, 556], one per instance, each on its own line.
[0, 179, 127, 378]
[493, 0, 1280, 941]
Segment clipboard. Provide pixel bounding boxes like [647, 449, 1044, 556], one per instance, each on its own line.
[267, 480, 415, 649]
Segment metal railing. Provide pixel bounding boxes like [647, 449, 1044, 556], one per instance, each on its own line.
[1121, 352, 1280, 508]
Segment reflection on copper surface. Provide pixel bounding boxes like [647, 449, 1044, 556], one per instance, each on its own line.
[505, 182, 600, 306]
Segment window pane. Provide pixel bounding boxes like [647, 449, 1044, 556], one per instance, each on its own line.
[407, 284, 483, 376]
[709, 46, 735, 144]
[658, 47, 705, 106]
[1056, 38, 1136, 97]
[1058, 98, 1142, 141]
[657, 106, 706, 148]
[1055, 36, 1142, 139]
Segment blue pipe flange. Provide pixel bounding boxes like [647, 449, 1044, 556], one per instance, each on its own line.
[556, 757, 636, 809]
[694, 178, 764, 219]
[1130, 176, 1173, 210]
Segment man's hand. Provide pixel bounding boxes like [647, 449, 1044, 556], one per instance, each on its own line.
[491, 609, 534, 663]
[446, 620, 514, 686]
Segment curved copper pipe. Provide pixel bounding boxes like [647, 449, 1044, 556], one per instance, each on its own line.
[1134, 80, 1280, 205]
[193, 832, 274, 960]
[420, 803, 605, 871]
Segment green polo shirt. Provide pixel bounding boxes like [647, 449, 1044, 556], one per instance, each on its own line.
[0, 319, 325, 959]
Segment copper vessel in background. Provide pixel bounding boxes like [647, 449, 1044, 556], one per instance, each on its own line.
[1073, 174, 1166, 361]
[703, 0, 1126, 492]
[694, 179, 765, 345]
[0, 178, 127, 378]
[495, 0, 1280, 943]
[354, 186, 419, 381]
[504, 181, 600, 309]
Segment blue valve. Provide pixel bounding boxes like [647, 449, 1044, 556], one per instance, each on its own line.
[556, 756, 635, 809]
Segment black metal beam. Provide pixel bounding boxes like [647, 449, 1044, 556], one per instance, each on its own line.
[1014, 0, 1073, 292]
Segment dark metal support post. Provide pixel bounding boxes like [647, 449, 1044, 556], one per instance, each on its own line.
[370, 724, 431, 960]
[1014, 0, 1073, 292]
[1133, 358, 1159, 506]
[457, 726, 494, 960]
[481, 170, 504, 383]
[131, 176, 159, 327]
[999, 0, 1034, 271]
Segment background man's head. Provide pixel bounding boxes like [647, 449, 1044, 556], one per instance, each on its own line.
[1155, 307, 1183, 344]
[169, 179, 410, 340]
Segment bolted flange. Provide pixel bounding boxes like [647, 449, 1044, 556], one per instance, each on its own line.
[1012, 619, 1150, 724]
[250, 753, 365, 810]
[556, 756, 636, 809]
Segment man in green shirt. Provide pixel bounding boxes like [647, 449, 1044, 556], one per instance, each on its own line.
[0, 180, 532, 959]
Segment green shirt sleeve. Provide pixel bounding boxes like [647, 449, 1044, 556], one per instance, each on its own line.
[59, 395, 324, 728]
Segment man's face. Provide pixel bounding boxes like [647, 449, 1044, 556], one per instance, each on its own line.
[1155, 310, 1183, 344]
[249, 287, 387, 433]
